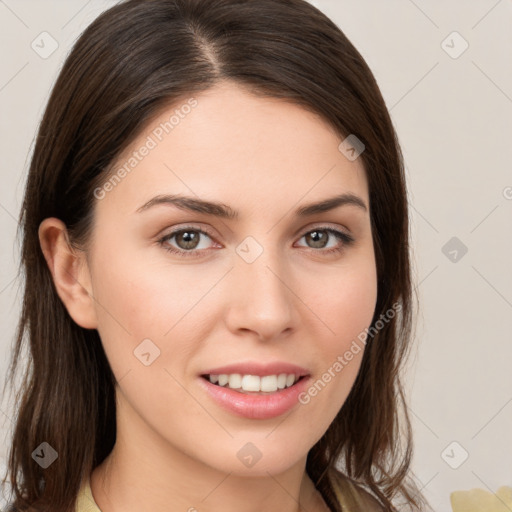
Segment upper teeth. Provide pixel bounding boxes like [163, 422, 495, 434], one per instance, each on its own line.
[209, 373, 298, 392]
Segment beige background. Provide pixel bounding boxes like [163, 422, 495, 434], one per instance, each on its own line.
[1, 1, 511, 510]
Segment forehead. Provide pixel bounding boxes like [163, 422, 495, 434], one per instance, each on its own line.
[96, 81, 368, 218]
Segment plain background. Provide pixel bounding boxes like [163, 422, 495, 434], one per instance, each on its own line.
[0, 1, 511, 511]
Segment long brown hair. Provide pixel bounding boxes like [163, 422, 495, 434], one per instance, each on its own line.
[1, 0, 429, 510]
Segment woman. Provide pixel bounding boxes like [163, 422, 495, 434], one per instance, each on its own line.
[1, 0, 430, 510]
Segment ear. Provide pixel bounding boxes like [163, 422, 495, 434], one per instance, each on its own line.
[38, 218, 98, 329]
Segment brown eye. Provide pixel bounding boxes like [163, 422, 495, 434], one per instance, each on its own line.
[297, 227, 354, 254]
[304, 229, 330, 249]
[158, 227, 216, 258]
[174, 230, 201, 250]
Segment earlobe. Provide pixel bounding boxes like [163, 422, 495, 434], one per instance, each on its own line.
[38, 218, 98, 329]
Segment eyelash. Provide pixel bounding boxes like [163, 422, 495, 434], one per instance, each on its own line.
[157, 225, 355, 259]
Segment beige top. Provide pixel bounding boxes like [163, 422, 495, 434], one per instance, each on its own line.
[331, 473, 383, 511]
[75, 476, 102, 512]
[75, 472, 381, 512]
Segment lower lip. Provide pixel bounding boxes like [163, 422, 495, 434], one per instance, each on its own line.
[198, 376, 311, 420]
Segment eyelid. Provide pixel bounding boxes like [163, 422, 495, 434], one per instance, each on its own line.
[159, 222, 218, 239]
[295, 221, 352, 237]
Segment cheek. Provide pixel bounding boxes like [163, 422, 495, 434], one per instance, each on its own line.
[330, 277, 377, 348]
[298, 256, 377, 416]
[311, 257, 378, 353]
[89, 249, 224, 375]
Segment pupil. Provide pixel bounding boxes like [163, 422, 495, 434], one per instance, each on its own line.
[178, 231, 199, 249]
[308, 230, 327, 248]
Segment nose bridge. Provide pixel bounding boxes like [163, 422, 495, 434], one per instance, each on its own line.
[227, 235, 295, 339]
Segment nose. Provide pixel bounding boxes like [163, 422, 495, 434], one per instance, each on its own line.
[224, 247, 296, 342]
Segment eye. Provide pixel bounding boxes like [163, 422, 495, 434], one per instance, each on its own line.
[295, 227, 355, 255]
[157, 225, 355, 258]
[158, 227, 217, 258]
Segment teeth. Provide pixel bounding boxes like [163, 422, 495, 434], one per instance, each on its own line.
[260, 375, 277, 392]
[208, 373, 299, 392]
[242, 374, 261, 392]
[228, 374, 242, 389]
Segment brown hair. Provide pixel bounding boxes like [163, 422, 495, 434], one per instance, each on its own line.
[1, 0, 429, 510]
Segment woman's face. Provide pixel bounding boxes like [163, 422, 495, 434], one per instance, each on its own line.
[83, 81, 377, 476]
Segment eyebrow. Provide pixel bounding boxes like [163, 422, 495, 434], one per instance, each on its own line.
[136, 192, 367, 218]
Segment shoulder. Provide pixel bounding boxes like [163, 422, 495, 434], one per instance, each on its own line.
[329, 470, 386, 512]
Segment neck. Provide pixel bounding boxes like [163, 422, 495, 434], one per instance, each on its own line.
[90, 449, 328, 512]
[89, 392, 329, 512]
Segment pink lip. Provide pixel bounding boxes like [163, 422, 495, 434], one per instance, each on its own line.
[201, 361, 310, 377]
[198, 376, 311, 420]
[198, 362, 311, 420]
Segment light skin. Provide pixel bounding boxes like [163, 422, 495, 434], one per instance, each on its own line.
[39, 81, 378, 512]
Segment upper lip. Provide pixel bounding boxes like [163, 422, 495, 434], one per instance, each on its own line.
[201, 361, 310, 377]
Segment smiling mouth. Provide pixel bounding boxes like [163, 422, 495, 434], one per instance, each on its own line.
[201, 373, 307, 394]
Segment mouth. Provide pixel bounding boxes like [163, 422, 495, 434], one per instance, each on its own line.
[201, 373, 308, 395]
[198, 363, 312, 420]
[198, 361, 311, 419]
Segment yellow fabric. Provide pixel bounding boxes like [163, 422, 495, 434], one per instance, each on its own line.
[331, 473, 376, 511]
[75, 472, 372, 512]
[75, 477, 102, 512]
[450, 486, 512, 512]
